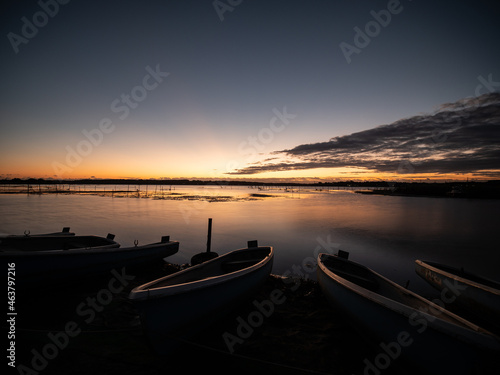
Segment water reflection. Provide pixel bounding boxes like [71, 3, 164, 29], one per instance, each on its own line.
[1, 187, 499, 296]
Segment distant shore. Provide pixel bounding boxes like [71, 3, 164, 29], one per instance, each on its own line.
[355, 181, 500, 199]
[1, 178, 499, 199]
[2, 177, 499, 188]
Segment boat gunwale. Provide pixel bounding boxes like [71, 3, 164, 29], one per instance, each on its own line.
[416, 260, 500, 295]
[317, 253, 500, 348]
[129, 246, 273, 300]
[0, 228, 75, 238]
[1, 240, 179, 256]
[317, 253, 448, 320]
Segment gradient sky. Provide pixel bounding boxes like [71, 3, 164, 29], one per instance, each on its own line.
[1, 0, 499, 181]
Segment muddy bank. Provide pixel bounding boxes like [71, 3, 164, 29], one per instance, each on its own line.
[11, 264, 399, 375]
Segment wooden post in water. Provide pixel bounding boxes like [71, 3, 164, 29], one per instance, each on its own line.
[191, 218, 218, 265]
[206, 218, 213, 253]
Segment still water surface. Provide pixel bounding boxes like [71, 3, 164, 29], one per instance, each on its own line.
[1, 186, 499, 295]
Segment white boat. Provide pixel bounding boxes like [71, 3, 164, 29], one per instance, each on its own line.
[129, 241, 273, 353]
[2, 234, 178, 285]
[317, 253, 500, 375]
[415, 260, 500, 331]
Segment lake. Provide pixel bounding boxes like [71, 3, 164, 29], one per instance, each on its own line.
[1, 185, 499, 295]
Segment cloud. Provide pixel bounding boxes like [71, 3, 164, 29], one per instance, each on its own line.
[227, 93, 500, 176]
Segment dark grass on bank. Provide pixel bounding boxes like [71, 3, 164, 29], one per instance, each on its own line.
[10, 263, 400, 375]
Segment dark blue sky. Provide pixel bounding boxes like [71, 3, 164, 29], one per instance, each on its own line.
[1, 0, 499, 180]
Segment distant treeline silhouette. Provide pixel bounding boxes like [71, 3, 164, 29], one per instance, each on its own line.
[1, 178, 499, 188]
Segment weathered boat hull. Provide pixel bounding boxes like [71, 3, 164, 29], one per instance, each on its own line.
[415, 260, 500, 331]
[129, 245, 273, 353]
[317, 254, 500, 375]
[0, 227, 75, 238]
[2, 236, 178, 285]
[0, 234, 119, 252]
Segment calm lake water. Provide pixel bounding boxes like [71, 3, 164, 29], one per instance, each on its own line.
[1, 186, 499, 295]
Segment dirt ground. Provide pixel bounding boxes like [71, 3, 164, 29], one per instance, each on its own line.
[6, 263, 441, 375]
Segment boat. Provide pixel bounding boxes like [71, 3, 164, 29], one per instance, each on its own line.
[28, 226, 75, 236]
[129, 241, 273, 353]
[0, 232, 119, 252]
[317, 253, 500, 375]
[1, 234, 179, 285]
[0, 227, 75, 238]
[415, 260, 500, 331]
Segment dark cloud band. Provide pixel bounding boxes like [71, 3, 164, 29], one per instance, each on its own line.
[228, 93, 500, 176]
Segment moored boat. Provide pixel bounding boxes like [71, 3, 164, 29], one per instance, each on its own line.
[0, 227, 75, 238]
[129, 241, 273, 353]
[0, 233, 119, 252]
[2, 234, 178, 285]
[317, 253, 500, 375]
[415, 260, 500, 331]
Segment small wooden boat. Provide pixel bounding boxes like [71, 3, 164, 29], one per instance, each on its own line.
[317, 253, 500, 375]
[129, 241, 273, 353]
[30, 227, 75, 236]
[0, 227, 75, 238]
[0, 233, 119, 252]
[2, 235, 178, 285]
[415, 260, 500, 331]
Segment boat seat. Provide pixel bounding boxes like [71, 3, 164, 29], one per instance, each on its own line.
[221, 259, 261, 273]
[336, 270, 379, 292]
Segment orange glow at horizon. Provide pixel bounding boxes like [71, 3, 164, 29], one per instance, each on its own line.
[2, 161, 497, 182]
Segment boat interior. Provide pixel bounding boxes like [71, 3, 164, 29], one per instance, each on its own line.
[426, 261, 500, 290]
[0, 235, 119, 251]
[146, 247, 272, 289]
[321, 255, 474, 329]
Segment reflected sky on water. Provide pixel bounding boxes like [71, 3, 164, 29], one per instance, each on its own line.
[1, 186, 499, 295]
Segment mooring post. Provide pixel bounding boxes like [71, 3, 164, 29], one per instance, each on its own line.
[206, 218, 213, 253]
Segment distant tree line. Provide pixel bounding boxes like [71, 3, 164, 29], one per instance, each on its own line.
[1, 177, 498, 188]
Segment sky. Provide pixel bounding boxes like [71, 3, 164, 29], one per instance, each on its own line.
[1, 0, 499, 181]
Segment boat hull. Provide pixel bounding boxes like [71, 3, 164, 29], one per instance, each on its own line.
[415, 260, 500, 331]
[130, 246, 273, 353]
[317, 254, 500, 375]
[0, 227, 75, 238]
[2, 239, 179, 285]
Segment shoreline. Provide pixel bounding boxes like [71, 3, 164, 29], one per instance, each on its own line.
[10, 260, 500, 374]
[355, 187, 500, 199]
[1, 179, 499, 200]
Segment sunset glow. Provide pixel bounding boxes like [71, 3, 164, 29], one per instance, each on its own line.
[1, 1, 499, 182]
